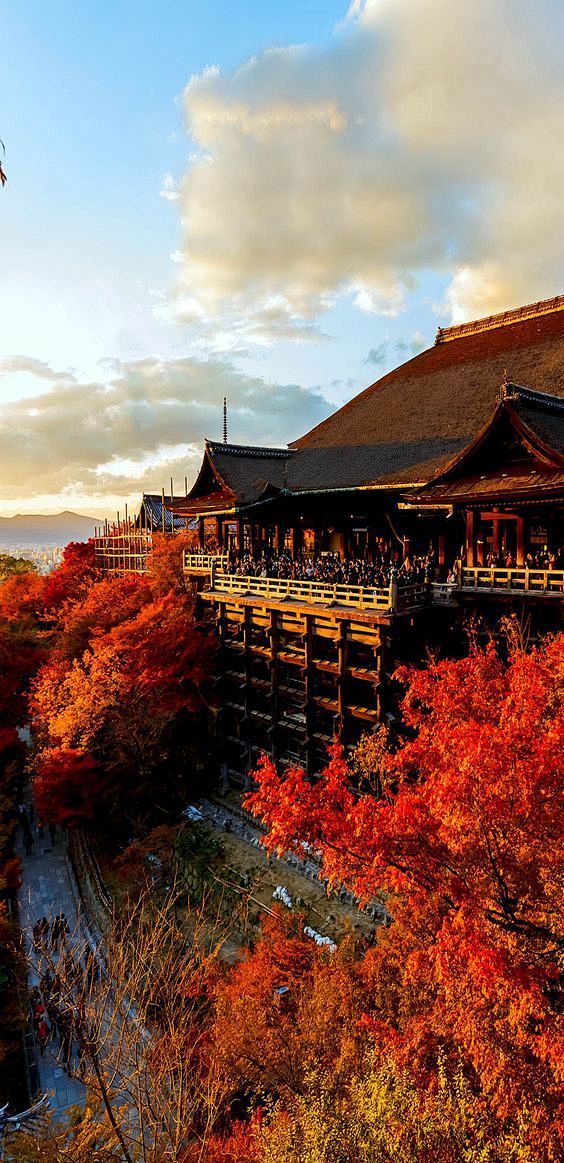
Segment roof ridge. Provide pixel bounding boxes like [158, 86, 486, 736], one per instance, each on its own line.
[206, 440, 292, 458]
[435, 293, 564, 345]
[501, 382, 564, 412]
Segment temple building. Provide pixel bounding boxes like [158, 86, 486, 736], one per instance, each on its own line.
[93, 293, 564, 782]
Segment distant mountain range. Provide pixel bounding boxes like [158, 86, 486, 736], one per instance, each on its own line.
[0, 510, 100, 546]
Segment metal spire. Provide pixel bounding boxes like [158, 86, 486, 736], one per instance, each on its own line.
[223, 396, 228, 444]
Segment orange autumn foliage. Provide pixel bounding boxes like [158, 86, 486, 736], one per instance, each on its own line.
[42, 539, 98, 611]
[147, 529, 199, 597]
[56, 573, 153, 659]
[34, 747, 101, 828]
[245, 633, 564, 1158]
[31, 591, 215, 821]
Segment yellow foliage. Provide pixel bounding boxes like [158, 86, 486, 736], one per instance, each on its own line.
[257, 1054, 538, 1163]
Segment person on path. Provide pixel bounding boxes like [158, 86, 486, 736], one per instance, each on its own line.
[37, 1016, 49, 1055]
[22, 818, 34, 856]
[50, 912, 69, 952]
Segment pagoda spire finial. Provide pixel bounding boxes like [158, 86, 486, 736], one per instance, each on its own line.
[223, 396, 228, 444]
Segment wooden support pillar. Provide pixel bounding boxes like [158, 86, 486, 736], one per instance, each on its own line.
[466, 510, 475, 567]
[438, 532, 445, 568]
[492, 516, 500, 559]
[216, 517, 223, 549]
[269, 610, 279, 763]
[516, 516, 525, 567]
[303, 614, 314, 776]
[198, 518, 205, 550]
[336, 621, 348, 742]
[374, 633, 384, 723]
[236, 518, 244, 554]
[243, 607, 252, 761]
[217, 601, 227, 649]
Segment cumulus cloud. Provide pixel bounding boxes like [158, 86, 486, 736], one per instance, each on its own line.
[170, 0, 564, 338]
[0, 356, 330, 507]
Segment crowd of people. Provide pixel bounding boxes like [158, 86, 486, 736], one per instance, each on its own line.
[205, 539, 563, 589]
[225, 545, 437, 588]
[17, 800, 57, 855]
[30, 911, 100, 1075]
[485, 546, 563, 570]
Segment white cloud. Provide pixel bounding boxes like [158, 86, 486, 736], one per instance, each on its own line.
[0, 355, 330, 510]
[168, 0, 564, 338]
[160, 173, 180, 202]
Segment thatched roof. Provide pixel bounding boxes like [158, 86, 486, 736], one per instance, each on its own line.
[291, 295, 564, 487]
[182, 295, 564, 512]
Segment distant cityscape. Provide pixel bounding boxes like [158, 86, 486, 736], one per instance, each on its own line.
[0, 510, 100, 574]
[0, 544, 64, 574]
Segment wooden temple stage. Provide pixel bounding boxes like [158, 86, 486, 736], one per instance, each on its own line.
[93, 294, 564, 782]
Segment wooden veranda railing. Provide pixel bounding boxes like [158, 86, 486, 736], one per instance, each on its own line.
[201, 569, 398, 612]
[183, 553, 230, 573]
[461, 567, 564, 595]
[183, 556, 564, 611]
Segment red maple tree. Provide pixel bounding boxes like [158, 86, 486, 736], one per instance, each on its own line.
[245, 632, 564, 1156]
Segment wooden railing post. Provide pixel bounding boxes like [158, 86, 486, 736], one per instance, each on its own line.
[389, 573, 398, 614]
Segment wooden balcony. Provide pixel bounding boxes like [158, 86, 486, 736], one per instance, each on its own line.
[195, 567, 397, 612]
[183, 552, 229, 573]
[460, 566, 564, 596]
[184, 555, 564, 614]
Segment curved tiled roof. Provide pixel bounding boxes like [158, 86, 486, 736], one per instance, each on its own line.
[290, 295, 564, 487]
[140, 494, 188, 531]
[206, 440, 292, 502]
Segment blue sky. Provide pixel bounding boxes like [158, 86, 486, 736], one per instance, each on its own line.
[2, 0, 563, 514]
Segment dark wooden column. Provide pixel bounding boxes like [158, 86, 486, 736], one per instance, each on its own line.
[303, 614, 315, 776]
[492, 515, 500, 558]
[216, 600, 226, 649]
[374, 631, 384, 722]
[336, 620, 348, 741]
[465, 510, 475, 567]
[198, 517, 205, 549]
[269, 609, 279, 763]
[242, 607, 252, 771]
[516, 516, 525, 566]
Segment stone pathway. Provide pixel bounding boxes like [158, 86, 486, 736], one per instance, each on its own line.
[16, 824, 87, 1118]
